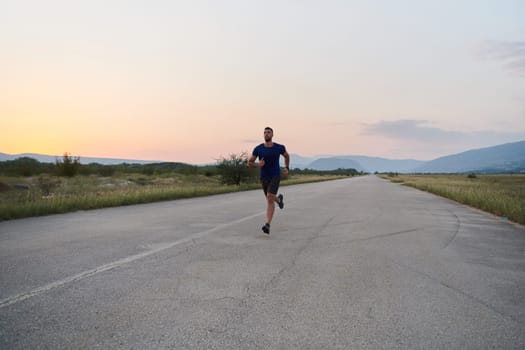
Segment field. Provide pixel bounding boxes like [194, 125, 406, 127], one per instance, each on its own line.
[0, 173, 347, 221]
[5, 171, 522, 225]
[382, 174, 525, 225]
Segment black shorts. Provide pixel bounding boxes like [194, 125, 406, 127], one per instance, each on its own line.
[261, 177, 280, 196]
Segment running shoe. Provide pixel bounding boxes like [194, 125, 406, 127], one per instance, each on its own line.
[277, 194, 284, 209]
[262, 223, 270, 234]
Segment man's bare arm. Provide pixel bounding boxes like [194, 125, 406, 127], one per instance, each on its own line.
[283, 151, 290, 169]
[248, 155, 265, 168]
[282, 151, 290, 175]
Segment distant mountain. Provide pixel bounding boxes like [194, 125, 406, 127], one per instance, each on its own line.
[336, 156, 424, 173]
[3, 140, 524, 173]
[292, 154, 423, 172]
[0, 153, 159, 165]
[413, 140, 525, 173]
[289, 154, 316, 169]
[306, 158, 365, 171]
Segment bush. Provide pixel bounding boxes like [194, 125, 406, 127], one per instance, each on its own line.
[56, 153, 80, 177]
[18, 157, 40, 176]
[0, 157, 45, 176]
[98, 165, 116, 177]
[217, 152, 257, 185]
[79, 163, 116, 176]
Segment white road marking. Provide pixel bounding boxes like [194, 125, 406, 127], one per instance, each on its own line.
[0, 211, 264, 309]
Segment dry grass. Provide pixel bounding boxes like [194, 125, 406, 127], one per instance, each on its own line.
[0, 173, 348, 221]
[382, 174, 525, 225]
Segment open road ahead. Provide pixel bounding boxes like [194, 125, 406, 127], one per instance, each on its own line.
[1, 175, 524, 349]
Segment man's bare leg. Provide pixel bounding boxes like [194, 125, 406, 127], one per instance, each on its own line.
[266, 193, 277, 224]
[262, 193, 277, 234]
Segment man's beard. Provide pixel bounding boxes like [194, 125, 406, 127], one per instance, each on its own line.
[264, 136, 272, 142]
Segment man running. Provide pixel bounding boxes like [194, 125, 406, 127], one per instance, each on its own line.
[248, 127, 290, 234]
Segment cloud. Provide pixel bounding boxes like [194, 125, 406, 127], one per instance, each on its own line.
[477, 40, 525, 76]
[362, 119, 525, 146]
[362, 119, 462, 142]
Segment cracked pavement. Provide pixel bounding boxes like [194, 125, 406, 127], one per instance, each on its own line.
[1, 175, 525, 349]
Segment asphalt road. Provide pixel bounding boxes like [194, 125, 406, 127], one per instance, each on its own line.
[1, 175, 524, 349]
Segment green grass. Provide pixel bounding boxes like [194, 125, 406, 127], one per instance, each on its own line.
[0, 173, 347, 221]
[381, 174, 525, 225]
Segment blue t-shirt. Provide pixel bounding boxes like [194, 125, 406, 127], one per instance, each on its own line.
[252, 143, 287, 179]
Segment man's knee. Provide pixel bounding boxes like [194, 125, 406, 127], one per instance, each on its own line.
[266, 193, 276, 203]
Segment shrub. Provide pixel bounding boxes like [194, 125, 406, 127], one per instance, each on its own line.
[217, 152, 257, 185]
[0, 158, 55, 176]
[98, 165, 116, 177]
[56, 153, 80, 177]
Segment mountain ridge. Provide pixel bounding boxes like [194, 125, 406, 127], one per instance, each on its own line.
[2, 140, 524, 173]
[0, 153, 160, 165]
[413, 140, 525, 173]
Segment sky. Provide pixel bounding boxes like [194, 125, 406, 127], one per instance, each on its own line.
[2, 0, 525, 164]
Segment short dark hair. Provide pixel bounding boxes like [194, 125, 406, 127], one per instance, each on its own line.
[264, 127, 273, 132]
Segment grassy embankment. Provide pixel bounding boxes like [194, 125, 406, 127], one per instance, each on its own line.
[0, 173, 347, 221]
[381, 174, 525, 225]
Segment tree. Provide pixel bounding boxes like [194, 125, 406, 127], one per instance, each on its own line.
[56, 153, 80, 177]
[15, 157, 40, 177]
[216, 152, 257, 185]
